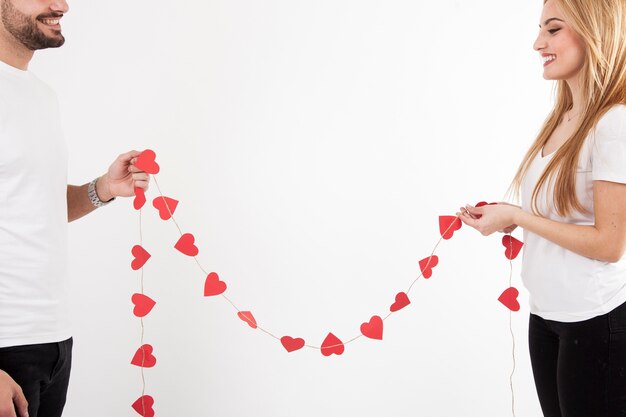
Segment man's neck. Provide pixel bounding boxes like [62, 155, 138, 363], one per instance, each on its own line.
[0, 30, 34, 70]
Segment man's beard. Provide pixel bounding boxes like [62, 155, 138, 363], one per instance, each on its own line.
[1, 0, 65, 50]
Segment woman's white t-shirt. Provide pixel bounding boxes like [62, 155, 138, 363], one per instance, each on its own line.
[521, 104, 626, 322]
[0, 60, 71, 347]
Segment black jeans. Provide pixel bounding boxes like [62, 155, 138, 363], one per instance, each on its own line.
[0, 338, 72, 417]
[529, 303, 626, 417]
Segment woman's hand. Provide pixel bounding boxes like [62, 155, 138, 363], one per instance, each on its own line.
[458, 203, 521, 236]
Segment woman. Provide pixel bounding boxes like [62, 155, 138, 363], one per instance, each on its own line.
[459, 0, 626, 416]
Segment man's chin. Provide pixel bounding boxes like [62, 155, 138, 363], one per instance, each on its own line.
[49, 35, 65, 47]
[31, 34, 65, 50]
[30, 22, 66, 49]
[43, 29, 65, 47]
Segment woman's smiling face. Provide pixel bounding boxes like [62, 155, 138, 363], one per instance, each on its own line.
[533, 0, 587, 82]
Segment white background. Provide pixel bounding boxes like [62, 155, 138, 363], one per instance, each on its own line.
[31, 0, 553, 415]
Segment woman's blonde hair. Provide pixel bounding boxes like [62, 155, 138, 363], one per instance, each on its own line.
[510, 0, 626, 216]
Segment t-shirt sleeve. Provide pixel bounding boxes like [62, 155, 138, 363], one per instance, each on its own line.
[592, 105, 626, 184]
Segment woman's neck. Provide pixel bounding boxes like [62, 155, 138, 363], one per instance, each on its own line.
[566, 76, 583, 116]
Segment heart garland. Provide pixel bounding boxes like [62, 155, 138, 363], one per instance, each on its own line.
[502, 235, 523, 261]
[238, 311, 258, 329]
[130, 171, 159, 416]
[281, 336, 305, 352]
[418, 255, 439, 279]
[131, 396, 155, 417]
[498, 287, 521, 312]
[153, 196, 178, 221]
[131, 293, 156, 318]
[130, 344, 157, 368]
[131, 245, 151, 271]
[129, 149, 525, 414]
[174, 233, 199, 257]
[204, 272, 227, 296]
[320, 333, 345, 356]
[360, 316, 383, 340]
[134, 150, 160, 174]
[390, 292, 411, 312]
[134, 187, 146, 210]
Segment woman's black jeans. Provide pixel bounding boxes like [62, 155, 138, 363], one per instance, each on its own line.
[529, 302, 626, 417]
[0, 338, 73, 417]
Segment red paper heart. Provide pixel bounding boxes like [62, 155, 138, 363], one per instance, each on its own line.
[502, 235, 524, 260]
[498, 287, 521, 312]
[130, 344, 156, 368]
[131, 293, 156, 318]
[360, 315, 383, 340]
[320, 332, 344, 356]
[131, 395, 155, 417]
[152, 196, 178, 220]
[419, 255, 439, 279]
[135, 149, 160, 175]
[204, 272, 227, 296]
[238, 311, 257, 329]
[281, 336, 305, 353]
[131, 245, 151, 270]
[390, 292, 411, 312]
[439, 216, 462, 240]
[132, 395, 154, 417]
[133, 187, 146, 210]
[174, 233, 199, 256]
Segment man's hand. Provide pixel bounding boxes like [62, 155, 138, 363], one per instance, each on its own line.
[0, 370, 28, 417]
[96, 150, 150, 201]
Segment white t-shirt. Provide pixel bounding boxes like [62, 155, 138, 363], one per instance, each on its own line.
[521, 104, 626, 322]
[0, 60, 71, 347]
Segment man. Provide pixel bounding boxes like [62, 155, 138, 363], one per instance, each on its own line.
[0, 1, 149, 416]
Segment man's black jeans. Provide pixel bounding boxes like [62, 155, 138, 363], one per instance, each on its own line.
[529, 302, 626, 417]
[0, 338, 72, 417]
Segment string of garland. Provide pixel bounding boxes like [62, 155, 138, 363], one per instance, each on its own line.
[127, 149, 523, 417]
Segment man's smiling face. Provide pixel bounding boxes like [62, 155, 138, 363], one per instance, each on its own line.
[0, 0, 69, 51]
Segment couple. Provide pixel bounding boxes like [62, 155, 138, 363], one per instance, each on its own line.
[1, 1, 626, 416]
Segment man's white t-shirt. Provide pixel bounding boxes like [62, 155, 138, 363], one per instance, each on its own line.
[521, 104, 626, 322]
[0, 60, 71, 347]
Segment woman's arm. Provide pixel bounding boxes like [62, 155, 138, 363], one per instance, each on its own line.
[459, 180, 626, 262]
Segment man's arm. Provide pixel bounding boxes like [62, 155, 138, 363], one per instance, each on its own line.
[67, 151, 149, 222]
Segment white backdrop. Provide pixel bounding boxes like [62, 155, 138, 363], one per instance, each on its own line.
[31, 0, 553, 416]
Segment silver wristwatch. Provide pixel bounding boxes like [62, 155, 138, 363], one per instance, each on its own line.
[88, 178, 115, 208]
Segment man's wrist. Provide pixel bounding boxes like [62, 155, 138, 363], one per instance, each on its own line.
[88, 176, 115, 207]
